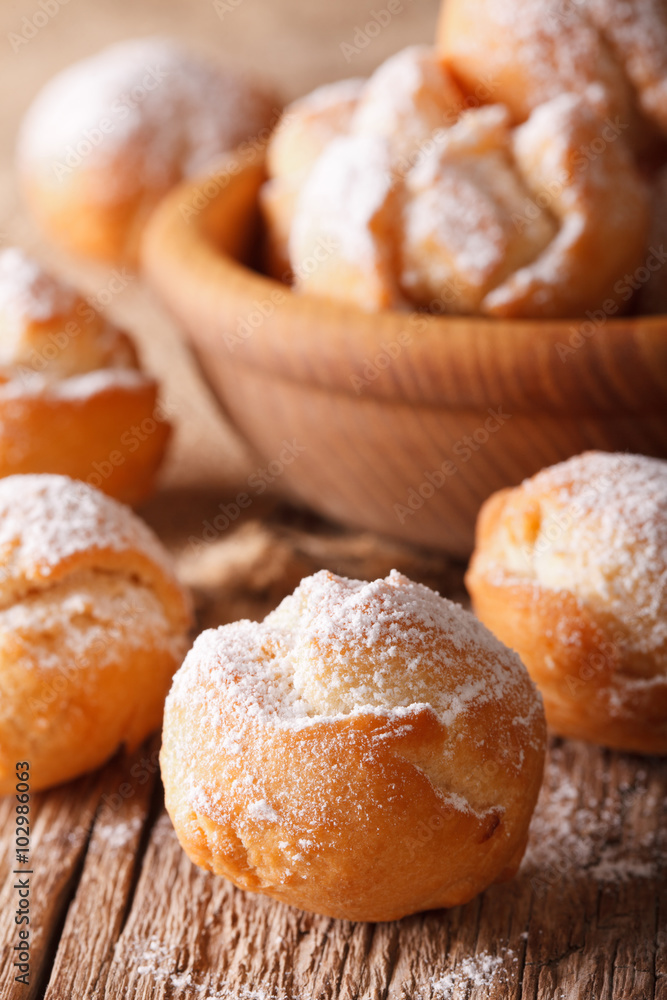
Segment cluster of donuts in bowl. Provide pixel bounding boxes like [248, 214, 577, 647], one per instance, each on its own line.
[138, 0, 667, 553]
[1, 0, 666, 924]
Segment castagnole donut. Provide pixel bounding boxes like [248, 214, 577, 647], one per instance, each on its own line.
[0, 248, 170, 503]
[466, 452, 667, 754]
[400, 105, 557, 314]
[161, 569, 545, 921]
[478, 93, 649, 319]
[18, 37, 279, 263]
[0, 474, 192, 794]
[349, 45, 465, 167]
[261, 77, 364, 279]
[288, 133, 404, 312]
[269, 42, 649, 318]
[437, 0, 667, 149]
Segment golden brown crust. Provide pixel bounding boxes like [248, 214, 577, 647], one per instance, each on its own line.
[0, 376, 170, 507]
[466, 452, 667, 753]
[161, 570, 545, 921]
[0, 248, 170, 503]
[0, 474, 193, 793]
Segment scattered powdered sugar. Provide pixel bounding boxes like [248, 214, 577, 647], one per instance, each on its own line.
[247, 799, 280, 823]
[0, 473, 179, 600]
[19, 37, 276, 200]
[132, 935, 179, 978]
[94, 814, 144, 850]
[522, 740, 667, 886]
[126, 934, 294, 998]
[428, 950, 511, 999]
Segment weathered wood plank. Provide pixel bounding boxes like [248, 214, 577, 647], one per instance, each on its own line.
[42, 738, 161, 1000]
[29, 737, 654, 1000]
[0, 517, 665, 1000]
[0, 771, 102, 1000]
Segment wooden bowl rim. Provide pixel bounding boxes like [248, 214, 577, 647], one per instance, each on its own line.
[142, 158, 667, 415]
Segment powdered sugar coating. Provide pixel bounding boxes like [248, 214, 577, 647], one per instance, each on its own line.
[439, 0, 635, 127]
[0, 248, 155, 398]
[351, 45, 464, 164]
[163, 569, 545, 919]
[483, 93, 649, 317]
[291, 77, 364, 117]
[0, 247, 77, 333]
[282, 46, 646, 318]
[267, 77, 364, 180]
[581, 0, 667, 133]
[18, 37, 277, 202]
[168, 569, 542, 737]
[482, 452, 667, 663]
[0, 367, 151, 399]
[401, 105, 556, 313]
[288, 133, 402, 310]
[0, 474, 180, 602]
[0, 568, 185, 671]
[290, 134, 394, 270]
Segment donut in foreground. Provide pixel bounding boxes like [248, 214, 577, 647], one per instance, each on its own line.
[466, 452, 667, 754]
[0, 474, 192, 794]
[161, 569, 545, 921]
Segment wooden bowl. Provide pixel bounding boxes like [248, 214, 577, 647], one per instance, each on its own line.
[142, 159, 667, 557]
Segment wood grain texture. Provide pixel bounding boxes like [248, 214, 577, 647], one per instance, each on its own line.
[0, 1, 664, 996]
[1, 734, 665, 999]
[1, 515, 665, 1000]
[141, 164, 667, 556]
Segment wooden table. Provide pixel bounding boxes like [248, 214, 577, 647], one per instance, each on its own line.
[0, 1, 665, 997]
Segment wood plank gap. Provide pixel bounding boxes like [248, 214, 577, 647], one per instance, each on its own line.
[32, 812, 97, 1000]
[113, 777, 166, 944]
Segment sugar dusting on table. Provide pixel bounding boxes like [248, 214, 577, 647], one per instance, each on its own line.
[523, 739, 667, 886]
[428, 950, 513, 999]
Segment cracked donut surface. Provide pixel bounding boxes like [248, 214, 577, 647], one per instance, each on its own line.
[0, 473, 192, 793]
[161, 569, 545, 921]
[467, 452, 667, 754]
